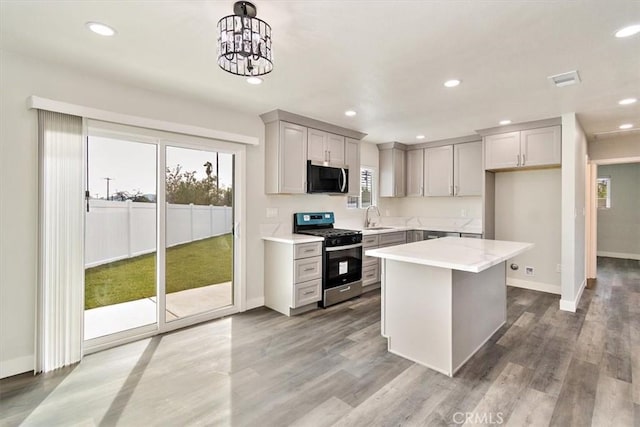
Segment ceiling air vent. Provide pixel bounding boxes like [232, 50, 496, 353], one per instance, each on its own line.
[548, 70, 581, 87]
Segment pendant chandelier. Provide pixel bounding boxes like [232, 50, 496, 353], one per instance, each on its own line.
[217, 1, 273, 77]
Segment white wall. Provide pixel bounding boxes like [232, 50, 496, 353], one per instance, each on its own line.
[0, 49, 267, 378]
[560, 113, 587, 312]
[494, 169, 562, 293]
[596, 163, 640, 259]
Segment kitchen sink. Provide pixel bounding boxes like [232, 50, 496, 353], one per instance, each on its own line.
[365, 226, 394, 230]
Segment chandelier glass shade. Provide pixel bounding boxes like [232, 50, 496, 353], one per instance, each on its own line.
[217, 1, 273, 77]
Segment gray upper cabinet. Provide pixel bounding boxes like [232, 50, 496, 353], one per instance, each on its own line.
[406, 141, 481, 198]
[424, 145, 454, 197]
[484, 131, 520, 170]
[345, 138, 360, 196]
[520, 126, 561, 167]
[406, 149, 424, 197]
[379, 146, 406, 197]
[264, 121, 308, 194]
[454, 141, 482, 196]
[307, 128, 345, 166]
[485, 125, 561, 171]
[261, 110, 367, 195]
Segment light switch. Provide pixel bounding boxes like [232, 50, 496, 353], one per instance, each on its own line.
[266, 207, 278, 218]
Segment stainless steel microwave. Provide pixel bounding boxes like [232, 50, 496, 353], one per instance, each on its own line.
[307, 161, 349, 194]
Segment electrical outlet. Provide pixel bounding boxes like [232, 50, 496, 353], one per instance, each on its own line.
[556, 264, 562, 273]
[461, 209, 468, 217]
[525, 266, 535, 276]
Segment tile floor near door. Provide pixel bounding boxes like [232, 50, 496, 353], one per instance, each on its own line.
[1, 257, 638, 426]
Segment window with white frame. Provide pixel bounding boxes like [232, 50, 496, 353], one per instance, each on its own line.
[346, 167, 376, 209]
[597, 177, 611, 209]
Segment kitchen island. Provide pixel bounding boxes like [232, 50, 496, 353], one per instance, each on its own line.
[365, 237, 533, 377]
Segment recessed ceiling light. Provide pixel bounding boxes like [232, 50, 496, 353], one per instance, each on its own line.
[416, 135, 425, 140]
[499, 120, 512, 125]
[246, 77, 263, 85]
[618, 97, 637, 105]
[86, 22, 116, 37]
[615, 24, 640, 38]
[345, 110, 357, 117]
[619, 123, 633, 129]
[444, 79, 461, 88]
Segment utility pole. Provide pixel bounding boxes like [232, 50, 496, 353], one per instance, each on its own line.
[103, 177, 113, 200]
[216, 152, 219, 195]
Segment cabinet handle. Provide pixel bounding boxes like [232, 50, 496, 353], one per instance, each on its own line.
[303, 290, 315, 295]
[516, 154, 521, 167]
[522, 154, 526, 166]
[454, 185, 458, 196]
[449, 185, 453, 196]
[304, 248, 315, 253]
[304, 267, 315, 272]
[420, 186, 423, 196]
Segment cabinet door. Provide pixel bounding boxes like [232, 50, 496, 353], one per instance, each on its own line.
[327, 133, 346, 165]
[424, 145, 453, 197]
[454, 141, 482, 196]
[307, 128, 327, 163]
[280, 122, 308, 194]
[393, 149, 406, 197]
[345, 138, 360, 196]
[521, 126, 561, 167]
[484, 131, 520, 170]
[379, 149, 394, 197]
[406, 149, 424, 197]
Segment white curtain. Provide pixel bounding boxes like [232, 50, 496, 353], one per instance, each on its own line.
[36, 110, 84, 373]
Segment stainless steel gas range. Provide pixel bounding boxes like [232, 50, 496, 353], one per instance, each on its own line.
[293, 212, 363, 307]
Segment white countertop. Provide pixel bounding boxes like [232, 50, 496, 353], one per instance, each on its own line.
[261, 234, 324, 244]
[365, 237, 533, 273]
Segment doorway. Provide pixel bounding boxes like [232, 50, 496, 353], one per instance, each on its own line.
[586, 160, 640, 279]
[83, 121, 243, 352]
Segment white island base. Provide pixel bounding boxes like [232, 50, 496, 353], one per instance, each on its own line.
[367, 237, 533, 377]
[382, 259, 506, 377]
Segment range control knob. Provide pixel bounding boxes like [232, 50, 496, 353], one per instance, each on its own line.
[330, 239, 338, 246]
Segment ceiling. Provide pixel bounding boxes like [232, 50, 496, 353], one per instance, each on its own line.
[1, 1, 639, 143]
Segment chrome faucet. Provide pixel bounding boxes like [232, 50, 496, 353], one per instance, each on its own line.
[365, 205, 381, 228]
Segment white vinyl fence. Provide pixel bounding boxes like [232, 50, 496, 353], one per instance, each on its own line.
[85, 200, 232, 268]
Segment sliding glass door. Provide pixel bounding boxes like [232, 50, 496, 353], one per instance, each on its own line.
[84, 135, 158, 341]
[83, 121, 242, 351]
[164, 146, 234, 321]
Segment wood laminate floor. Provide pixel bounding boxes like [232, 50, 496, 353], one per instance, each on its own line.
[1, 257, 638, 426]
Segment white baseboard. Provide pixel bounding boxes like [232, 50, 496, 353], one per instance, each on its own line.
[0, 355, 34, 379]
[559, 278, 587, 313]
[597, 251, 640, 261]
[245, 296, 264, 310]
[507, 278, 561, 295]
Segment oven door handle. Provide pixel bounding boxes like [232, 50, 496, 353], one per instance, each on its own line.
[325, 243, 363, 252]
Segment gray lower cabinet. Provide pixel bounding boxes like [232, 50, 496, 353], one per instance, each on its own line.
[362, 231, 407, 292]
[264, 241, 323, 316]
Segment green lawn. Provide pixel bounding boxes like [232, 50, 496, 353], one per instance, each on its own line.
[85, 234, 232, 310]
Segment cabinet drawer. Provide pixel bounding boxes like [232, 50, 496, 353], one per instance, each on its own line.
[294, 242, 322, 259]
[363, 254, 379, 266]
[293, 279, 321, 308]
[294, 256, 322, 282]
[362, 234, 379, 247]
[362, 263, 380, 287]
[378, 231, 406, 247]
